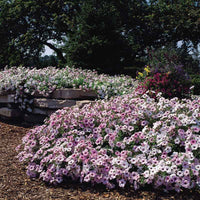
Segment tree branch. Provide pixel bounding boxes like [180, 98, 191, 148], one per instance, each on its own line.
[42, 41, 66, 63]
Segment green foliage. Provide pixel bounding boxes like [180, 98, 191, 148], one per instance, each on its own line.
[38, 55, 58, 68]
[0, 0, 200, 72]
[144, 45, 200, 75]
[0, 0, 77, 68]
[64, 0, 142, 74]
[64, 0, 200, 74]
[146, 46, 182, 72]
[148, 0, 200, 45]
[190, 74, 200, 95]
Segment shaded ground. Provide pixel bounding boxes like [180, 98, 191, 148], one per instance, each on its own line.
[0, 121, 200, 200]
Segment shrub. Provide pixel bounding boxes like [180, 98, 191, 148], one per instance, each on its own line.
[140, 46, 193, 99]
[146, 47, 181, 73]
[137, 50, 192, 99]
[190, 74, 200, 95]
[17, 91, 200, 192]
[136, 68, 191, 99]
[145, 45, 200, 75]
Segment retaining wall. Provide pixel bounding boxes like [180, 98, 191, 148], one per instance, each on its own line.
[0, 89, 96, 124]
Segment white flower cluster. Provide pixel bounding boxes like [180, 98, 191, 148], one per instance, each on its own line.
[17, 91, 200, 192]
[0, 66, 136, 99]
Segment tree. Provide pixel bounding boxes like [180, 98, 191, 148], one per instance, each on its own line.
[64, 0, 200, 74]
[64, 0, 148, 74]
[38, 55, 58, 68]
[0, 0, 78, 68]
[146, 0, 200, 46]
[0, 0, 199, 73]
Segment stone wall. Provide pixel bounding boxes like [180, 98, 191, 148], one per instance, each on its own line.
[0, 89, 96, 125]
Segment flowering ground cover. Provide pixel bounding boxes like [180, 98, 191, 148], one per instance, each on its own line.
[0, 66, 135, 99]
[17, 90, 200, 192]
[2, 123, 200, 200]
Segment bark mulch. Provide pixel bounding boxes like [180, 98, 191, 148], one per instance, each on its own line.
[0, 121, 200, 200]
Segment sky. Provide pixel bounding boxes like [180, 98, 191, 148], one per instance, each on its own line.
[42, 40, 199, 61]
[41, 45, 54, 56]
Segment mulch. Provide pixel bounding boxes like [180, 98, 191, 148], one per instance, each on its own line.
[0, 121, 200, 200]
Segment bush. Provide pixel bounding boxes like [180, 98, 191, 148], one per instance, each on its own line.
[136, 67, 191, 99]
[137, 47, 192, 99]
[17, 91, 200, 192]
[190, 74, 200, 95]
[145, 45, 200, 75]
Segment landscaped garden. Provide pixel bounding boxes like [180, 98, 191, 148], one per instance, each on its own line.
[0, 46, 200, 199]
[0, 63, 199, 199]
[16, 79, 200, 190]
[0, 66, 135, 100]
[0, 1, 200, 199]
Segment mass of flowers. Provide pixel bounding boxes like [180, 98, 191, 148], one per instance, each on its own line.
[0, 66, 135, 99]
[17, 90, 200, 192]
[136, 65, 191, 99]
[136, 65, 151, 81]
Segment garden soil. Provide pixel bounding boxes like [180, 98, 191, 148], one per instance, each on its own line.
[0, 121, 199, 200]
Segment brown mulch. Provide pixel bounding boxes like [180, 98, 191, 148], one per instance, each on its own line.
[0, 121, 200, 200]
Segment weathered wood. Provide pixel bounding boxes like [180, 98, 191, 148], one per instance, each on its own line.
[34, 98, 77, 109]
[76, 100, 95, 108]
[0, 94, 15, 103]
[51, 89, 97, 100]
[32, 108, 56, 116]
[0, 107, 22, 118]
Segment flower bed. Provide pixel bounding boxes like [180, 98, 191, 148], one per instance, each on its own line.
[0, 66, 136, 123]
[17, 91, 200, 192]
[0, 66, 135, 100]
[136, 65, 191, 99]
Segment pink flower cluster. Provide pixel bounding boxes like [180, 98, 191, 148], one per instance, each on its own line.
[137, 72, 191, 99]
[17, 91, 200, 192]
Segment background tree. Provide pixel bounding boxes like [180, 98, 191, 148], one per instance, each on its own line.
[146, 0, 200, 50]
[144, 0, 200, 73]
[64, 0, 149, 74]
[0, 0, 199, 74]
[0, 0, 78, 68]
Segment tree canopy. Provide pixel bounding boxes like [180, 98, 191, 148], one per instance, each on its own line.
[0, 0, 77, 67]
[0, 0, 199, 72]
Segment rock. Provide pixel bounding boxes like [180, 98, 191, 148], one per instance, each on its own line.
[0, 94, 15, 103]
[76, 100, 95, 108]
[0, 107, 22, 118]
[32, 108, 56, 116]
[34, 98, 76, 109]
[51, 89, 97, 100]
